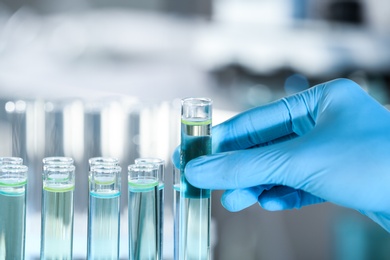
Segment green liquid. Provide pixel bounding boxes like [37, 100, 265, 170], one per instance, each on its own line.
[0, 187, 26, 260]
[41, 187, 74, 260]
[180, 121, 211, 198]
[128, 181, 158, 260]
[87, 191, 120, 260]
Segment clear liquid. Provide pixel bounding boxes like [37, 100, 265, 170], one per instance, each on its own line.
[179, 196, 211, 260]
[87, 191, 120, 260]
[180, 121, 211, 260]
[158, 184, 164, 260]
[173, 184, 180, 260]
[128, 181, 158, 260]
[0, 187, 26, 260]
[41, 187, 74, 260]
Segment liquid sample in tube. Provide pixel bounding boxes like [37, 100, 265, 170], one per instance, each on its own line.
[41, 162, 75, 260]
[173, 166, 180, 260]
[179, 97, 212, 260]
[128, 164, 159, 260]
[88, 165, 121, 260]
[135, 157, 165, 260]
[41, 188, 74, 258]
[0, 164, 28, 260]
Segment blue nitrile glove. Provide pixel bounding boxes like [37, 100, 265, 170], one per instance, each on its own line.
[181, 78, 390, 232]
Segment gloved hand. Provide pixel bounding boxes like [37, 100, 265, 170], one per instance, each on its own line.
[178, 78, 390, 232]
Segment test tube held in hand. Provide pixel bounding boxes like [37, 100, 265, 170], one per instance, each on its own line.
[179, 97, 212, 260]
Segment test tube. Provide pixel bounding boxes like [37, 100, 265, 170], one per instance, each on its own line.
[88, 157, 120, 168]
[128, 163, 159, 260]
[135, 157, 165, 260]
[0, 157, 23, 165]
[41, 158, 75, 260]
[0, 164, 28, 259]
[179, 97, 212, 260]
[87, 165, 121, 260]
[173, 165, 180, 260]
[42, 156, 74, 166]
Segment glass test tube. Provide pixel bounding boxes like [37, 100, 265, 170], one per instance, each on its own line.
[89, 157, 120, 168]
[173, 165, 180, 260]
[87, 165, 121, 260]
[179, 97, 212, 260]
[41, 158, 75, 260]
[42, 156, 74, 166]
[128, 164, 159, 260]
[135, 157, 165, 260]
[0, 164, 28, 260]
[0, 157, 23, 165]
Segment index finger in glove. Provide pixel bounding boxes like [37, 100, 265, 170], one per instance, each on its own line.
[212, 80, 328, 153]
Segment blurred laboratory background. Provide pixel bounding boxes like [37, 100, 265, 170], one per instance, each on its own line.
[1, 0, 390, 259]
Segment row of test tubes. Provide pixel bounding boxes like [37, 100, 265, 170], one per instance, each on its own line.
[0, 156, 164, 260]
[1, 97, 212, 260]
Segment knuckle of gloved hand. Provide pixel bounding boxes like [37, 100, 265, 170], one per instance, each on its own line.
[322, 78, 362, 102]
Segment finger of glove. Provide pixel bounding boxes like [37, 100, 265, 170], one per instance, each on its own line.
[212, 100, 293, 153]
[172, 146, 180, 169]
[185, 144, 293, 190]
[174, 127, 298, 170]
[282, 78, 364, 136]
[211, 81, 331, 153]
[221, 185, 274, 212]
[186, 133, 342, 193]
[258, 186, 325, 211]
